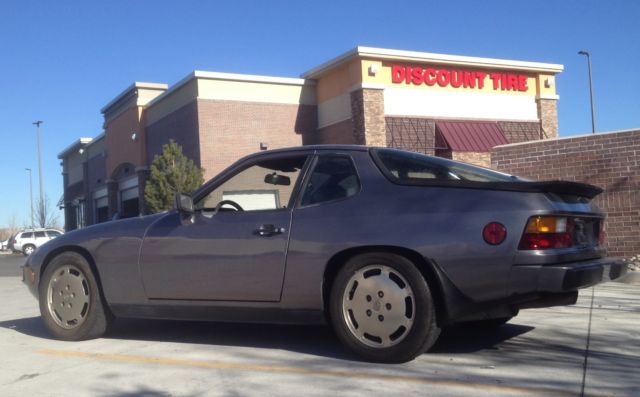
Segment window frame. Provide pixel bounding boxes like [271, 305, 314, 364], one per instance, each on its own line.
[296, 153, 362, 209]
[192, 152, 314, 214]
[370, 148, 518, 189]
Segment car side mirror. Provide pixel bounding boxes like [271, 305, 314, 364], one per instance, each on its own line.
[174, 192, 194, 215]
[264, 172, 291, 186]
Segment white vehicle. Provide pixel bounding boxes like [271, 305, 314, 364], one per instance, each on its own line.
[11, 228, 64, 256]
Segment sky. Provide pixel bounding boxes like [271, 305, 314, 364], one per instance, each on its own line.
[1, 0, 639, 228]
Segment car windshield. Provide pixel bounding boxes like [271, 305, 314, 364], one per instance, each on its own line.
[373, 148, 517, 183]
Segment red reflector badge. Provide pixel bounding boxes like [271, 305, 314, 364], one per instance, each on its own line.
[483, 222, 507, 245]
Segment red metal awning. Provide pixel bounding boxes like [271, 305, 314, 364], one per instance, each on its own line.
[436, 121, 508, 152]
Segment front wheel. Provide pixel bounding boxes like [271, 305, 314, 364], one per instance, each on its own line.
[330, 253, 440, 363]
[39, 252, 112, 340]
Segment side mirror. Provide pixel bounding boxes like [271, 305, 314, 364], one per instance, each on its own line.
[174, 192, 194, 215]
[264, 172, 291, 186]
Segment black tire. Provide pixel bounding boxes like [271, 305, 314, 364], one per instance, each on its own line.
[23, 244, 36, 256]
[39, 252, 112, 340]
[329, 253, 440, 363]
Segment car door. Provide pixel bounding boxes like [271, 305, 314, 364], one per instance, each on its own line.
[139, 152, 311, 301]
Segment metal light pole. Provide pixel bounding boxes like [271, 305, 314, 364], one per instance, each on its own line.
[578, 50, 596, 134]
[33, 120, 45, 226]
[25, 168, 34, 229]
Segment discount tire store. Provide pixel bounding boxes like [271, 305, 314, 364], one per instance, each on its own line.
[59, 46, 563, 231]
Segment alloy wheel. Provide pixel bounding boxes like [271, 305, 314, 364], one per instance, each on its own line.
[341, 264, 415, 348]
[47, 265, 91, 329]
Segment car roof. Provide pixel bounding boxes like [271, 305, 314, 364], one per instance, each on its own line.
[19, 228, 63, 233]
[259, 144, 371, 155]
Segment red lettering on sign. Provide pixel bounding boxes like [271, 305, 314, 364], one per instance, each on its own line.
[391, 65, 404, 83]
[490, 73, 501, 90]
[437, 69, 450, 87]
[476, 72, 486, 89]
[390, 65, 529, 92]
[517, 75, 528, 91]
[425, 68, 436, 86]
[463, 71, 475, 88]
[412, 66, 424, 85]
[507, 74, 518, 91]
[450, 70, 463, 88]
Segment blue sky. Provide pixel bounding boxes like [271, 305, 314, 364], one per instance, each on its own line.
[1, 0, 639, 228]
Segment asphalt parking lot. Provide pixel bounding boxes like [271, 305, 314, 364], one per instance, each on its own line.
[0, 253, 638, 397]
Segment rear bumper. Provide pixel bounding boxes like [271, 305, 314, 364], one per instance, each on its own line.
[509, 257, 627, 294]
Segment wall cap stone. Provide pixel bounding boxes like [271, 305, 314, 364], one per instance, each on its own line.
[492, 128, 640, 150]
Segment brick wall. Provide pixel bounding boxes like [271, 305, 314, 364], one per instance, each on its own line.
[145, 100, 201, 167]
[105, 106, 145, 177]
[307, 119, 355, 145]
[491, 129, 640, 258]
[197, 99, 316, 179]
[87, 153, 106, 193]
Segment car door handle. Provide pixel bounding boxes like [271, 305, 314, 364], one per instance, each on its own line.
[256, 224, 285, 237]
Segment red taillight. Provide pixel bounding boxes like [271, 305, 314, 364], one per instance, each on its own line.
[598, 223, 606, 246]
[483, 222, 507, 245]
[519, 216, 573, 250]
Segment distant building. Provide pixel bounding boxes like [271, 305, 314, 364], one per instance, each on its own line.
[59, 46, 563, 230]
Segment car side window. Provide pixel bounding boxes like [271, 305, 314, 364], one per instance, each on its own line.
[301, 155, 360, 206]
[196, 155, 308, 212]
[34, 231, 46, 238]
[47, 230, 62, 237]
[21, 232, 33, 239]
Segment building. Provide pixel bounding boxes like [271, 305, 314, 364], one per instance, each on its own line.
[59, 46, 563, 230]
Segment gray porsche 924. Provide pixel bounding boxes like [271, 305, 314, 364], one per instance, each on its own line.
[22, 145, 626, 363]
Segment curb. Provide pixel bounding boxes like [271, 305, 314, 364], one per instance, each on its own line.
[615, 271, 640, 285]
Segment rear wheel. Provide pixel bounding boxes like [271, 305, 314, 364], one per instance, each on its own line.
[330, 253, 440, 363]
[23, 244, 35, 256]
[39, 252, 112, 340]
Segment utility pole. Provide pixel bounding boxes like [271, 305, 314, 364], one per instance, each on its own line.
[33, 120, 45, 226]
[578, 51, 596, 134]
[25, 168, 34, 229]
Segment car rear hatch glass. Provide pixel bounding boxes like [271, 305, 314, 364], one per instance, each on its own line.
[371, 148, 602, 200]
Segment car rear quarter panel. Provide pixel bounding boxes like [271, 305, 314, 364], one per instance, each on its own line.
[283, 151, 601, 309]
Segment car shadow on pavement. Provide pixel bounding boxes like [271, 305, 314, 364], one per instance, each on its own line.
[433, 323, 535, 354]
[0, 315, 533, 360]
[0, 316, 50, 339]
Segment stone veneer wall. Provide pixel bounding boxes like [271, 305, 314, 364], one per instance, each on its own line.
[491, 129, 640, 258]
[452, 152, 491, 167]
[350, 89, 386, 146]
[537, 99, 559, 138]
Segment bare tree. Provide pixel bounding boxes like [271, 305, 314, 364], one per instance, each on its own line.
[0, 215, 22, 241]
[34, 195, 60, 229]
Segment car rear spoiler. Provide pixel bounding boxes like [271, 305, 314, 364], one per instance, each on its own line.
[496, 180, 603, 199]
[390, 179, 603, 199]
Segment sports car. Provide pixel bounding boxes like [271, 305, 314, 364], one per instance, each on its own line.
[22, 145, 626, 363]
